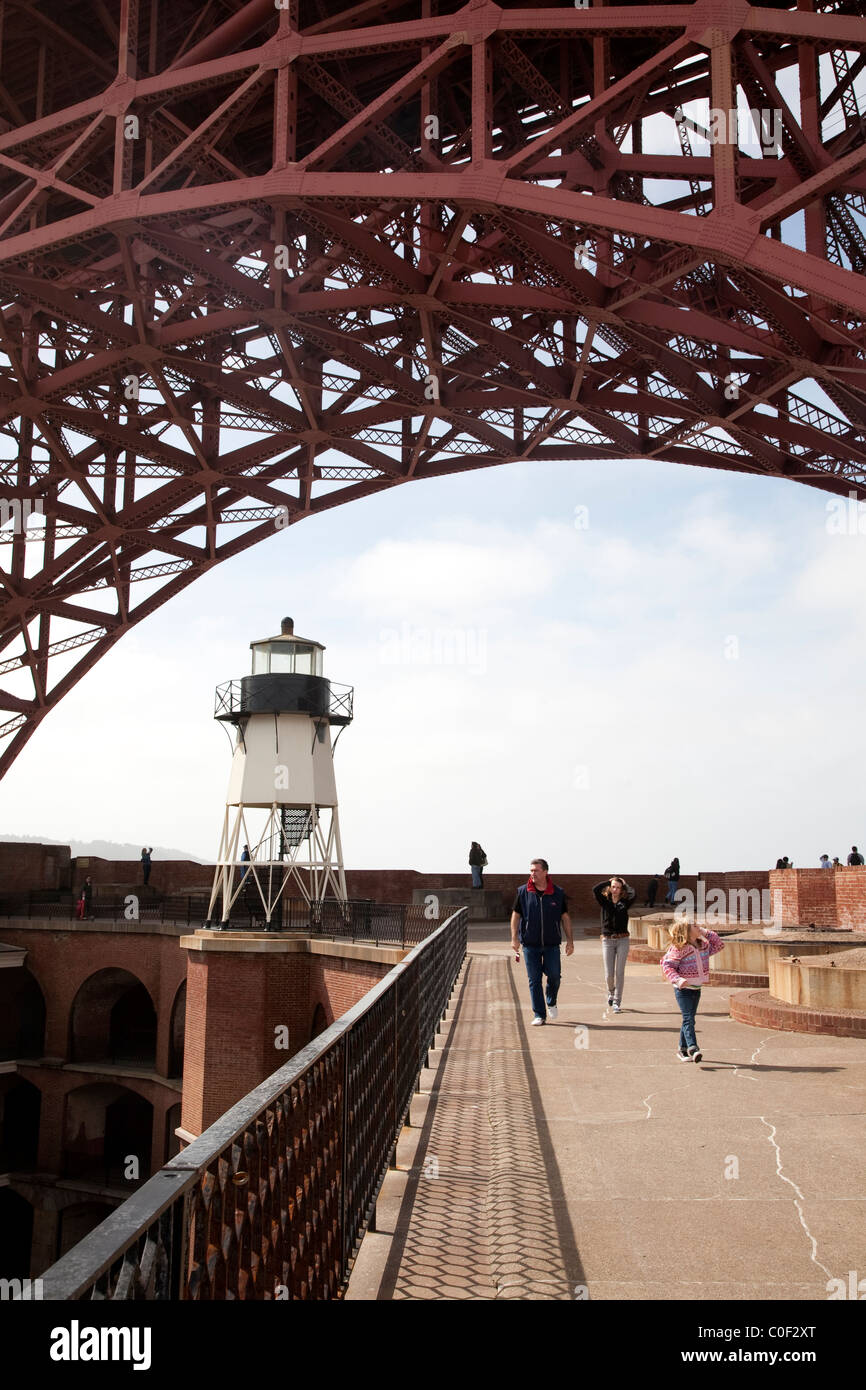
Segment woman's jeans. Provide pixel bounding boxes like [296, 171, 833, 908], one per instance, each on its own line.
[602, 935, 630, 1004]
[522, 946, 561, 1019]
[674, 987, 701, 1050]
[471, 865, 483, 888]
[665, 878, 679, 904]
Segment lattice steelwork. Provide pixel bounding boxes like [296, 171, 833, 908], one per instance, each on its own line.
[1, 1, 865, 773]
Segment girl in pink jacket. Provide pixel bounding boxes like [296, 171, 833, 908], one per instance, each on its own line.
[661, 920, 724, 1062]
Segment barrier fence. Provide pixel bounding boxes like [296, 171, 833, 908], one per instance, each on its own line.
[32, 906, 468, 1300]
[0, 892, 440, 947]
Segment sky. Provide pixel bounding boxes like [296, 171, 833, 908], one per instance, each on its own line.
[2, 452, 865, 876]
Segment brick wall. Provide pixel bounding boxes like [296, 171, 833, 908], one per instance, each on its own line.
[4, 844, 775, 919]
[69, 856, 211, 894]
[833, 868, 866, 929]
[180, 944, 394, 1136]
[771, 867, 866, 929]
[0, 842, 72, 892]
[309, 955, 386, 1031]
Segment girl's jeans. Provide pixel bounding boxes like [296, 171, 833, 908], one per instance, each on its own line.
[665, 878, 679, 903]
[674, 986, 701, 1050]
[471, 865, 483, 888]
[602, 936, 630, 1004]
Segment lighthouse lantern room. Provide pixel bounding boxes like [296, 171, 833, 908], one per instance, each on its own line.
[206, 617, 354, 928]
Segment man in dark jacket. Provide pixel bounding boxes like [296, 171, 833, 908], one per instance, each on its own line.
[510, 858, 573, 1025]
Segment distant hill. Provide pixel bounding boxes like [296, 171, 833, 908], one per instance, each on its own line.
[0, 833, 207, 864]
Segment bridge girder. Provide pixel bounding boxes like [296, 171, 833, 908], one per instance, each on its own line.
[0, 0, 865, 772]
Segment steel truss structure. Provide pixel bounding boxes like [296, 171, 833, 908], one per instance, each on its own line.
[207, 801, 347, 923]
[0, 0, 864, 774]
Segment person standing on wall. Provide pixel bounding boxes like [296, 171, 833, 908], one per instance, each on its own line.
[510, 858, 573, 1026]
[77, 876, 93, 921]
[469, 841, 487, 889]
[664, 856, 680, 906]
[848, 846, 864, 866]
[593, 876, 636, 1013]
[141, 847, 153, 886]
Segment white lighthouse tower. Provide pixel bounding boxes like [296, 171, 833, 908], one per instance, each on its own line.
[206, 617, 354, 929]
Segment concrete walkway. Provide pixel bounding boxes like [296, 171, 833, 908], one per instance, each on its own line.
[347, 928, 866, 1301]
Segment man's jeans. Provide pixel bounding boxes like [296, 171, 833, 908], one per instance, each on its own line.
[471, 865, 483, 888]
[665, 878, 679, 904]
[522, 946, 561, 1019]
[674, 987, 701, 1051]
[602, 936, 630, 1005]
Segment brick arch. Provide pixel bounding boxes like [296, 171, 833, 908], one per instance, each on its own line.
[0, 1075, 41, 1172]
[68, 968, 157, 1068]
[168, 980, 186, 1080]
[0, 966, 46, 1062]
[0, 1187, 33, 1279]
[61, 1081, 153, 1188]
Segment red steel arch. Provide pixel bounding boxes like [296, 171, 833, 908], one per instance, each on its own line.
[0, 0, 864, 773]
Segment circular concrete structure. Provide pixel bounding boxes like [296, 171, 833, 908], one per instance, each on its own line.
[712, 928, 861, 983]
[731, 948, 866, 1039]
[770, 948, 866, 1011]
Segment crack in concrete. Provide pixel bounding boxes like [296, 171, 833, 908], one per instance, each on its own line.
[759, 1117, 834, 1282]
[731, 1031, 774, 1083]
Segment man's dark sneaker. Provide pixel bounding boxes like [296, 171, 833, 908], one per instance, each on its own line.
[676, 1050, 689, 1062]
[687, 1045, 703, 1062]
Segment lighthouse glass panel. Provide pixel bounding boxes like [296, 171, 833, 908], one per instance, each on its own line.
[250, 642, 323, 675]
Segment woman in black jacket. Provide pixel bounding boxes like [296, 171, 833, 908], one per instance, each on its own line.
[593, 876, 636, 1013]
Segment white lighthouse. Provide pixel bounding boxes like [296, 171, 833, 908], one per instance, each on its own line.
[206, 617, 354, 929]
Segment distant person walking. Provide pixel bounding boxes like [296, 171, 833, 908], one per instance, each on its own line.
[593, 876, 636, 1012]
[661, 919, 725, 1062]
[664, 857, 680, 905]
[645, 874, 659, 908]
[848, 846, 864, 866]
[510, 858, 573, 1025]
[469, 841, 487, 889]
[240, 844, 251, 882]
[141, 847, 153, 886]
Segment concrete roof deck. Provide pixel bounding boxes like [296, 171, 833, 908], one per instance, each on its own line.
[347, 924, 866, 1302]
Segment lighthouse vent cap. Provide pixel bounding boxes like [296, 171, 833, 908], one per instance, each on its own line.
[280, 617, 294, 635]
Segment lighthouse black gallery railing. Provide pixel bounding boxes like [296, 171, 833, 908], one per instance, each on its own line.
[33, 907, 468, 1301]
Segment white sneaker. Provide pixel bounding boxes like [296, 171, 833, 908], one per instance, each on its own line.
[531, 1016, 545, 1026]
[547, 1005, 558, 1021]
[612, 1002, 621, 1013]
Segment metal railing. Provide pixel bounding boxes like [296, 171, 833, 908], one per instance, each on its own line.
[0, 893, 440, 947]
[213, 677, 353, 723]
[33, 907, 468, 1300]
